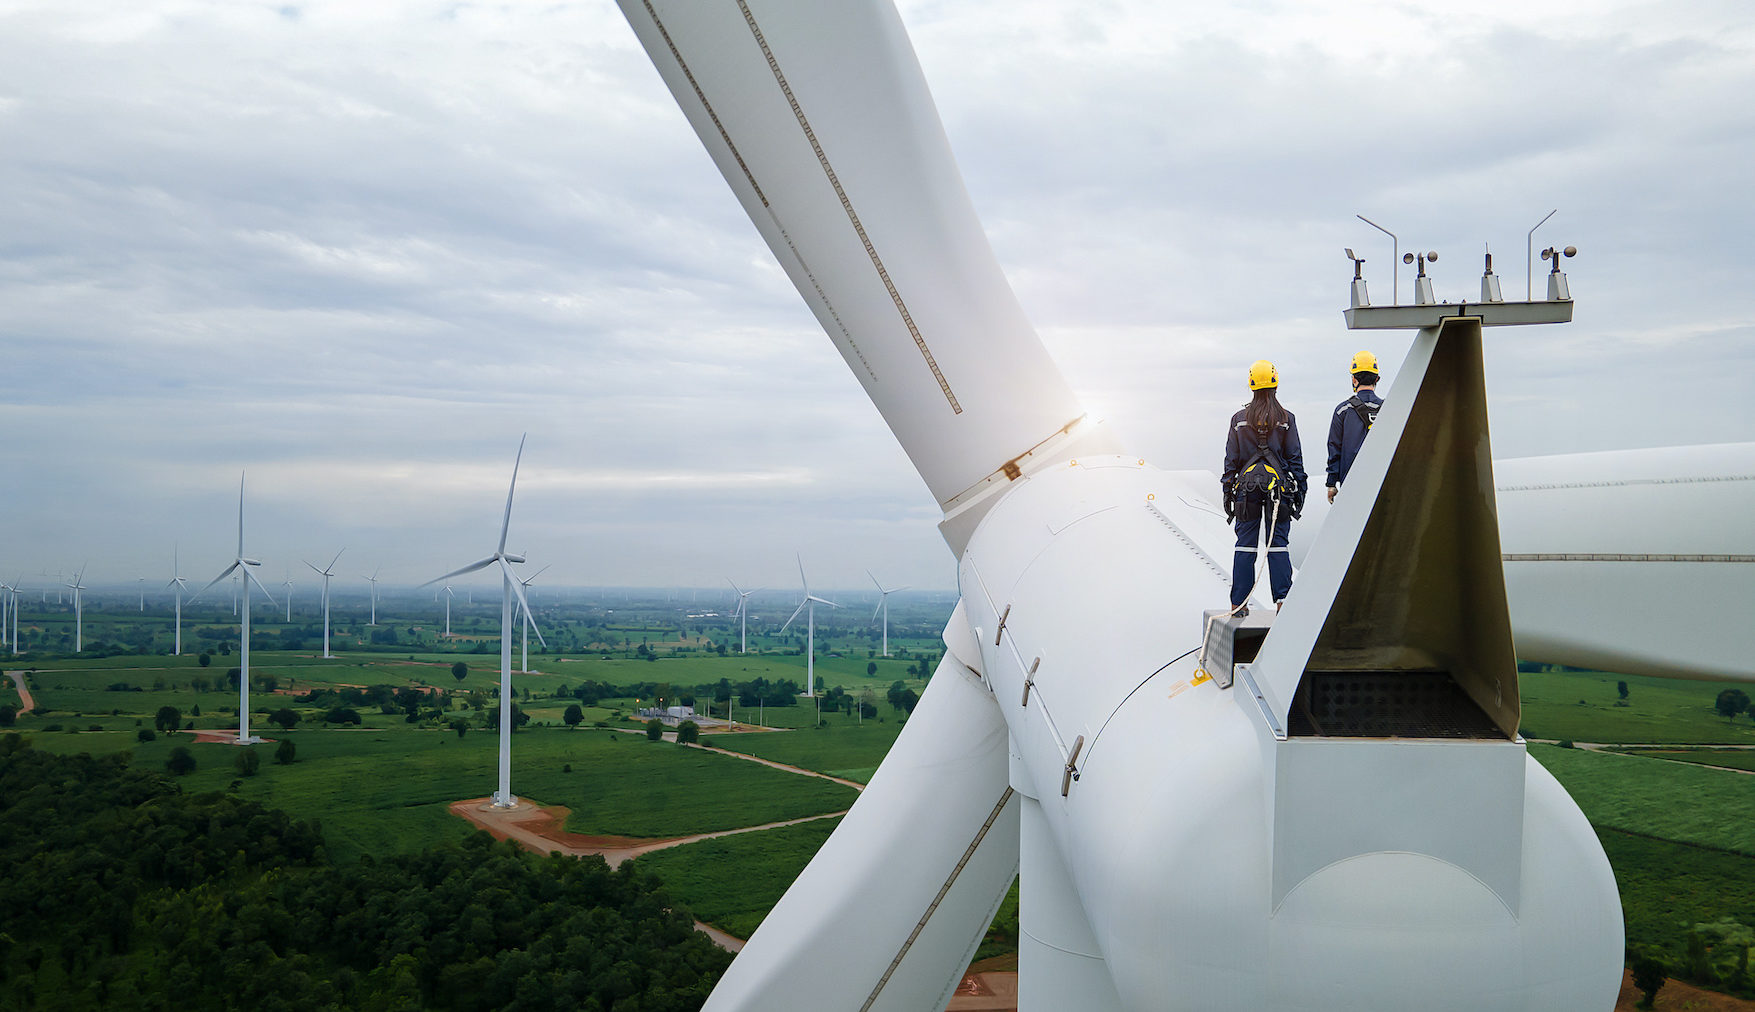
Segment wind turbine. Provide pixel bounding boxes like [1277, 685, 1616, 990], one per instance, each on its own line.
[612, 4, 1740, 1007]
[166, 546, 191, 655]
[137, 577, 145, 611]
[63, 566, 86, 653]
[779, 556, 837, 698]
[280, 573, 294, 622]
[519, 564, 549, 674]
[303, 549, 345, 659]
[0, 578, 12, 652]
[727, 578, 756, 654]
[441, 584, 454, 637]
[194, 474, 275, 745]
[867, 570, 908, 658]
[422, 436, 545, 809]
[363, 567, 380, 626]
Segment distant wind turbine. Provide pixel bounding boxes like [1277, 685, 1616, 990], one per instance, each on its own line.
[780, 555, 837, 698]
[303, 548, 345, 659]
[281, 573, 294, 622]
[442, 584, 454, 638]
[194, 474, 276, 745]
[63, 566, 87, 653]
[166, 546, 191, 655]
[422, 436, 545, 809]
[519, 564, 549, 674]
[868, 570, 910, 658]
[137, 577, 145, 611]
[0, 578, 13, 653]
[363, 567, 381, 626]
[727, 578, 757, 654]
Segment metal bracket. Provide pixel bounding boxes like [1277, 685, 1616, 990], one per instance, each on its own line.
[1234, 664, 1287, 741]
[1060, 734, 1085, 796]
[994, 604, 1011, 646]
[1020, 656, 1040, 706]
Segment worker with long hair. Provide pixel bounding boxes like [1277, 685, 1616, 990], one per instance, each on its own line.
[1221, 359, 1307, 615]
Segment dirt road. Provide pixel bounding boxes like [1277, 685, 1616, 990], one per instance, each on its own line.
[4, 671, 32, 712]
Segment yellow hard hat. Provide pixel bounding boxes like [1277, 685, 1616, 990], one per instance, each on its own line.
[1248, 359, 1278, 391]
[1350, 350, 1379, 375]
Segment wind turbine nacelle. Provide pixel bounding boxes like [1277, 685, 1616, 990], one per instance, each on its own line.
[242, 558, 261, 567]
[955, 456, 1622, 1010]
[505, 554, 527, 564]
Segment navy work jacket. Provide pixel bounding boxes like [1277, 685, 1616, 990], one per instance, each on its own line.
[1326, 389, 1382, 488]
[1223, 409, 1306, 497]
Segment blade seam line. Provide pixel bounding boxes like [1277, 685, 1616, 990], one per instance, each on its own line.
[860, 785, 1015, 1011]
[736, 0, 962, 414]
[640, 1, 875, 381]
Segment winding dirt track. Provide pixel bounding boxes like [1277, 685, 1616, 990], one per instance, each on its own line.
[4, 671, 33, 712]
[449, 797, 848, 868]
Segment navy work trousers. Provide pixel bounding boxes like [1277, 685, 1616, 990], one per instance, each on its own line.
[1231, 492, 1292, 607]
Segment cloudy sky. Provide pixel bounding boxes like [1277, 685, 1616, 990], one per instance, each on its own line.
[3, 0, 1752, 598]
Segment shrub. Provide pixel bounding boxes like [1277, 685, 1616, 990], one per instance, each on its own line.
[137, 729, 156, 743]
[645, 718, 665, 741]
[165, 747, 196, 776]
[1632, 955, 1666, 1009]
[676, 720, 699, 744]
[451, 661, 468, 682]
[275, 739, 296, 765]
[197, 652, 211, 667]
[269, 708, 299, 731]
[324, 708, 362, 725]
[235, 749, 261, 777]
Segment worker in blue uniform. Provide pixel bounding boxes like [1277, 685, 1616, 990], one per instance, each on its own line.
[1325, 350, 1383, 503]
[1222, 360, 1306, 615]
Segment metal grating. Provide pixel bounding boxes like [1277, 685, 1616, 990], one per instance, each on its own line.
[1289, 671, 1504, 739]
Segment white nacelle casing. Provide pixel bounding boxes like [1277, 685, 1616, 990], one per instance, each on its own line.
[958, 455, 1623, 1011]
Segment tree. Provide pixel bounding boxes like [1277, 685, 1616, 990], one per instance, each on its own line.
[451, 661, 468, 682]
[1715, 688, 1750, 721]
[1618, 680, 1630, 700]
[269, 708, 299, 731]
[136, 728, 155, 743]
[1632, 955, 1666, 1009]
[165, 747, 196, 776]
[676, 720, 699, 744]
[0, 705, 13, 727]
[563, 704, 583, 730]
[197, 652, 212, 668]
[324, 707, 362, 725]
[154, 705, 181, 734]
[645, 718, 665, 741]
[275, 739, 296, 765]
[898, 687, 920, 714]
[866, 661, 878, 676]
[450, 718, 469, 738]
[235, 749, 260, 777]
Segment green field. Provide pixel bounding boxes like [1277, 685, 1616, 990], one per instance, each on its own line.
[1531, 744, 1755, 855]
[1520, 669, 1755, 745]
[633, 818, 842, 940]
[702, 723, 904, 784]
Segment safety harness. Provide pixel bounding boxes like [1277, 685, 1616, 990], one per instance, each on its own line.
[1347, 394, 1379, 431]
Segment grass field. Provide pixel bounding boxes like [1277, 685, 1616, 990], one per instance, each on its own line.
[633, 817, 842, 940]
[1598, 828, 1755, 970]
[1531, 744, 1755, 854]
[24, 722, 857, 862]
[1520, 669, 1755, 745]
[702, 723, 904, 784]
[1622, 749, 1755, 773]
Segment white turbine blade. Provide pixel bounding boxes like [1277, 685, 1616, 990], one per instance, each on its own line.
[872, 598, 884, 621]
[243, 566, 277, 607]
[499, 558, 546, 648]
[779, 598, 807, 634]
[422, 557, 495, 588]
[726, 577, 743, 597]
[327, 547, 346, 573]
[867, 569, 883, 593]
[194, 561, 241, 598]
[699, 650, 1016, 1009]
[498, 434, 527, 556]
[303, 559, 327, 577]
[520, 563, 551, 587]
[237, 472, 246, 557]
[796, 553, 807, 596]
[809, 594, 839, 609]
[615, 0, 1120, 554]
